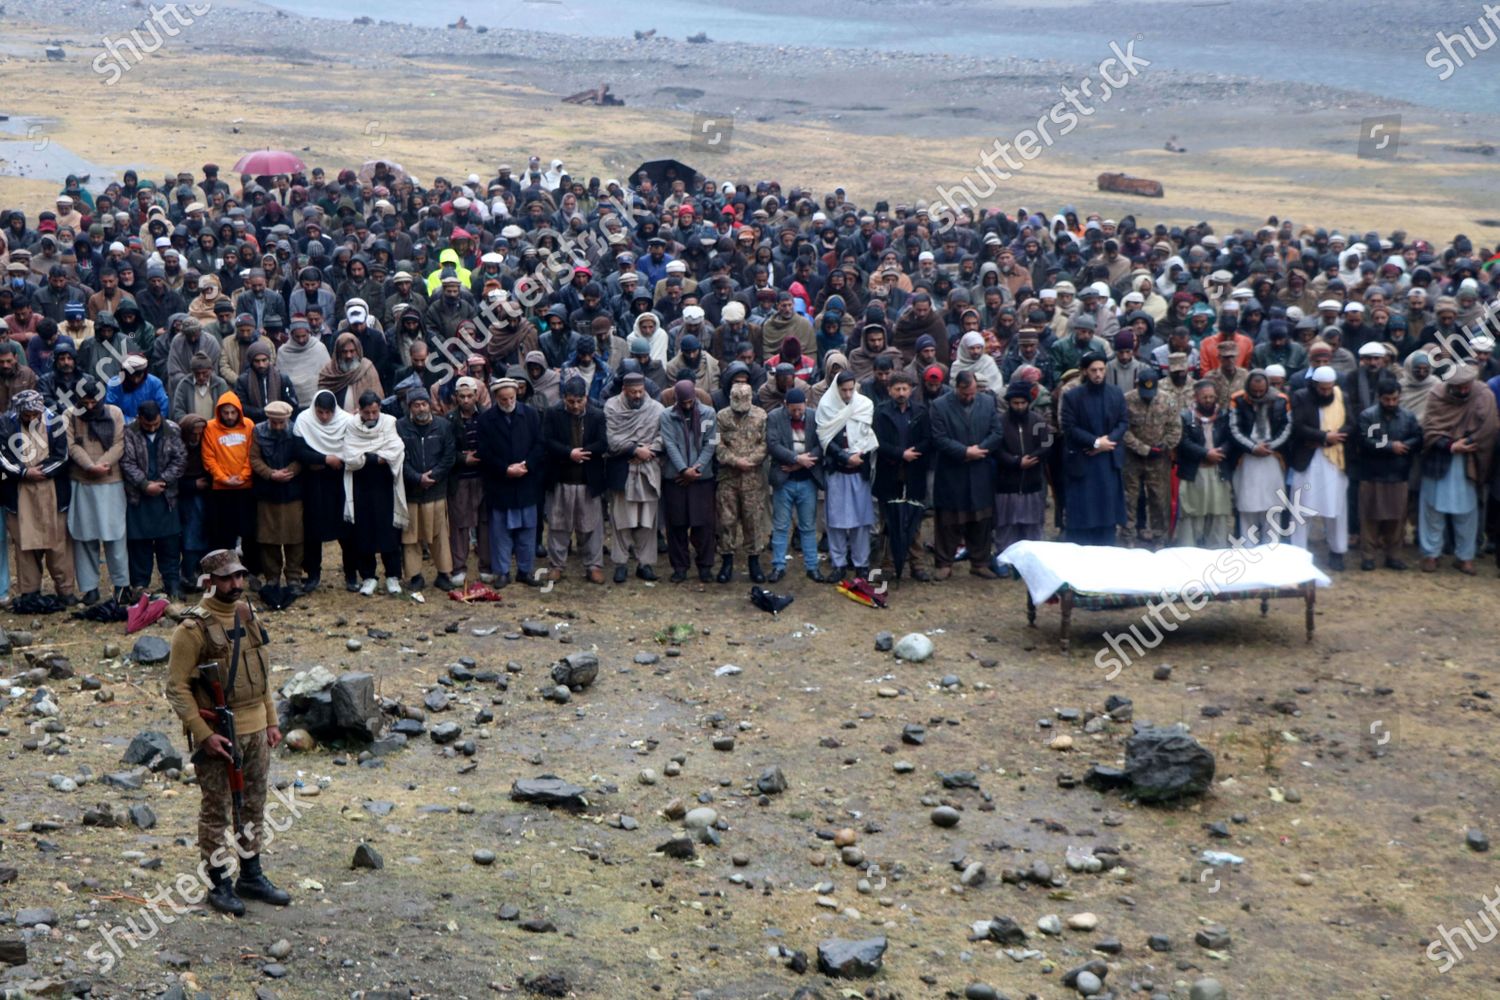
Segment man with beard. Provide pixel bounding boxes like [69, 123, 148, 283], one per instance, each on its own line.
[233, 271, 287, 334]
[1288, 366, 1353, 570]
[541, 376, 608, 584]
[167, 316, 221, 395]
[1418, 366, 1498, 574]
[892, 292, 950, 366]
[756, 361, 809, 413]
[106, 354, 170, 421]
[396, 391, 456, 594]
[660, 378, 718, 583]
[0, 347, 38, 414]
[235, 342, 298, 425]
[478, 379, 545, 587]
[38, 337, 81, 413]
[1355, 375, 1420, 571]
[714, 381, 769, 583]
[77, 310, 139, 383]
[444, 377, 491, 585]
[759, 290, 814, 362]
[538, 303, 579, 370]
[138, 264, 187, 332]
[1174, 381, 1234, 548]
[247, 400, 303, 598]
[165, 548, 289, 917]
[318, 333, 384, 414]
[0, 390, 76, 604]
[1060, 352, 1128, 545]
[1121, 368, 1180, 549]
[121, 400, 186, 599]
[201, 390, 260, 577]
[67, 377, 130, 605]
[861, 355, 897, 405]
[847, 323, 902, 382]
[604, 372, 665, 583]
[929, 370, 1005, 577]
[220, 313, 261, 384]
[993, 379, 1052, 563]
[872, 372, 932, 583]
[172, 352, 230, 422]
[277, 317, 330, 409]
[1228, 369, 1292, 543]
[343, 390, 408, 595]
[1344, 340, 1392, 540]
[668, 332, 719, 388]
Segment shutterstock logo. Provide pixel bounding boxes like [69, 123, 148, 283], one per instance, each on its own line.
[690, 113, 734, 153]
[1357, 114, 1401, 160]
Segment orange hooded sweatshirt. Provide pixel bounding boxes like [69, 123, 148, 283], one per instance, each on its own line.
[201, 390, 254, 490]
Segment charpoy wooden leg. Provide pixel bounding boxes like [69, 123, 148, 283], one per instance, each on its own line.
[1304, 583, 1315, 641]
[1059, 591, 1073, 653]
[1027, 592, 1036, 627]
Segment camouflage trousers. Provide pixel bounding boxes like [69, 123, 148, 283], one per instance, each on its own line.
[197, 727, 270, 864]
[1122, 456, 1172, 546]
[716, 474, 768, 557]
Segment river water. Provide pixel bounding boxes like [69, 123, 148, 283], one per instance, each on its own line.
[268, 0, 1494, 112]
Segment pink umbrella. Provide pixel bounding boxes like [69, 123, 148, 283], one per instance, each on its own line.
[231, 149, 308, 176]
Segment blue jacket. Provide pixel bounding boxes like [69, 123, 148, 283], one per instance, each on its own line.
[105, 373, 170, 421]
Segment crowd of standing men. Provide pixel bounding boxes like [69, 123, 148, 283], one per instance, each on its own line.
[0, 156, 1496, 612]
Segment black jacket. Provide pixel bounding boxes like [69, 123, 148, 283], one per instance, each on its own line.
[398, 414, 457, 504]
[1356, 402, 1422, 483]
[0, 410, 70, 514]
[766, 404, 825, 490]
[1287, 387, 1353, 473]
[477, 402, 546, 509]
[542, 401, 608, 497]
[994, 406, 1052, 494]
[872, 399, 930, 501]
[929, 392, 1005, 511]
[1176, 407, 1235, 483]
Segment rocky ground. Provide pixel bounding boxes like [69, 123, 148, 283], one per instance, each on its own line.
[1, 542, 1497, 999]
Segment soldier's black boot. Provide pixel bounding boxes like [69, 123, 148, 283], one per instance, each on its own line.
[716, 555, 734, 584]
[207, 866, 245, 916]
[747, 555, 765, 583]
[235, 855, 291, 906]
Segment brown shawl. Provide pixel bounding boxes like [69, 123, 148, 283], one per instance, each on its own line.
[318, 332, 384, 412]
[1422, 366, 1499, 484]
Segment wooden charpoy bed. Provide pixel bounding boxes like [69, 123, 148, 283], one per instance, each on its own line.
[1000, 540, 1331, 653]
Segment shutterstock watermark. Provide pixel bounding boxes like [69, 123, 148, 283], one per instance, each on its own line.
[1093, 486, 1316, 680]
[83, 782, 308, 974]
[932, 37, 1150, 231]
[690, 112, 735, 153]
[1425, 6, 1500, 81]
[93, 3, 215, 86]
[1426, 884, 1500, 973]
[1356, 114, 1401, 160]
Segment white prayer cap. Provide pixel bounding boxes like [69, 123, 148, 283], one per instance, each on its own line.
[1310, 366, 1337, 383]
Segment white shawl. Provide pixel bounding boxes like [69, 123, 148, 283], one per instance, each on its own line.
[634, 312, 669, 367]
[950, 332, 1001, 391]
[816, 381, 878, 454]
[292, 395, 353, 455]
[340, 412, 408, 528]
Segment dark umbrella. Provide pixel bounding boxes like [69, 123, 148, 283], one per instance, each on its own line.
[885, 491, 926, 580]
[630, 158, 700, 191]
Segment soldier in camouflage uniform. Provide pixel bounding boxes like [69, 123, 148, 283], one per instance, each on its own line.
[1159, 352, 1197, 417]
[165, 549, 291, 916]
[1122, 368, 1182, 548]
[714, 381, 769, 583]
